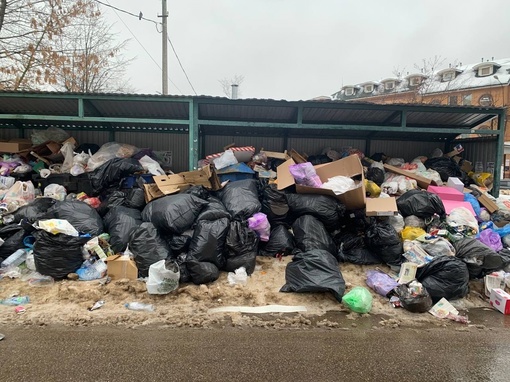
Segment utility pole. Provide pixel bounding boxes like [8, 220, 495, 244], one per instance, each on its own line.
[160, 0, 169, 95]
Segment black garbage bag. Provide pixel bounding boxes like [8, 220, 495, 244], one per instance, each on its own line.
[186, 257, 220, 285]
[259, 225, 294, 257]
[366, 167, 385, 186]
[280, 249, 346, 302]
[286, 194, 345, 231]
[124, 188, 146, 210]
[424, 157, 463, 183]
[453, 238, 510, 279]
[219, 179, 261, 221]
[196, 197, 230, 221]
[292, 215, 337, 257]
[365, 222, 403, 267]
[396, 189, 445, 218]
[167, 230, 194, 255]
[33, 231, 89, 279]
[188, 217, 229, 268]
[97, 191, 126, 217]
[260, 183, 290, 224]
[338, 208, 372, 231]
[0, 224, 31, 261]
[336, 232, 382, 265]
[128, 222, 171, 277]
[416, 256, 470, 302]
[44, 200, 104, 236]
[142, 194, 208, 234]
[13, 197, 57, 223]
[176, 253, 191, 283]
[104, 206, 143, 253]
[185, 186, 210, 200]
[89, 158, 144, 195]
[224, 220, 259, 274]
[307, 154, 332, 165]
[396, 283, 433, 313]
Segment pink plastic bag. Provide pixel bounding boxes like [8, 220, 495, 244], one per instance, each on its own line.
[289, 162, 322, 188]
[248, 212, 271, 242]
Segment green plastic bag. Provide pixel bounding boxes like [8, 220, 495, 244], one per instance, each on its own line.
[342, 286, 373, 313]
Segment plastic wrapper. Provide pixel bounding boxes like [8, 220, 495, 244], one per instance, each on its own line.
[419, 169, 443, 185]
[292, 215, 337, 257]
[454, 237, 510, 279]
[218, 179, 261, 221]
[400, 226, 426, 241]
[43, 184, 67, 201]
[285, 193, 345, 232]
[128, 222, 171, 278]
[416, 256, 470, 302]
[342, 286, 373, 313]
[188, 217, 229, 269]
[396, 281, 433, 313]
[33, 231, 89, 279]
[104, 206, 143, 253]
[446, 207, 479, 235]
[396, 189, 445, 218]
[365, 222, 403, 267]
[289, 162, 322, 188]
[366, 270, 399, 297]
[31, 127, 70, 145]
[147, 259, 180, 295]
[280, 249, 345, 302]
[89, 158, 144, 195]
[224, 220, 259, 275]
[0, 176, 15, 190]
[142, 194, 208, 235]
[44, 200, 104, 236]
[87, 142, 139, 171]
[259, 225, 294, 257]
[213, 149, 238, 170]
[248, 212, 271, 242]
[321, 176, 356, 195]
[138, 155, 165, 176]
[38, 219, 79, 237]
[404, 215, 426, 228]
[421, 237, 456, 257]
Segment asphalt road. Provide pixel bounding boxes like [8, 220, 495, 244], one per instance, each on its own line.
[1, 325, 510, 382]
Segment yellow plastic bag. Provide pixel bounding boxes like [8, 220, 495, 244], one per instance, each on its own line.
[471, 172, 493, 189]
[364, 179, 381, 198]
[400, 226, 426, 241]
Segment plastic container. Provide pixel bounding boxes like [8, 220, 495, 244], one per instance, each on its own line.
[124, 302, 155, 312]
[1, 249, 27, 268]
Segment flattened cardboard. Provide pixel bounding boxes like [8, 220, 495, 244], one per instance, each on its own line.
[104, 255, 138, 280]
[366, 197, 398, 216]
[143, 183, 174, 203]
[277, 155, 366, 210]
[383, 163, 437, 189]
[0, 139, 32, 153]
[478, 194, 499, 214]
[152, 165, 220, 198]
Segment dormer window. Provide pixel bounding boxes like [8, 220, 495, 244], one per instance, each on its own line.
[409, 77, 422, 86]
[385, 81, 395, 90]
[364, 84, 374, 93]
[344, 87, 354, 96]
[473, 62, 500, 78]
[442, 71, 455, 82]
[478, 65, 493, 77]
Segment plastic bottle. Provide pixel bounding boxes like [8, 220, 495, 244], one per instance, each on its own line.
[124, 302, 155, 312]
[1, 249, 27, 268]
[1, 296, 30, 306]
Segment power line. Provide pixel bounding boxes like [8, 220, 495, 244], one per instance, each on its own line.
[93, 0, 159, 25]
[167, 35, 197, 95]
[104, 0, 184, 94]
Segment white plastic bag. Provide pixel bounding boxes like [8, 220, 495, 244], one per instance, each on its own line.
[0, 176, 15, 190]
[139, 155, 165, 176]
[213, 149, 238, 170]
[87, 142, 139, 171]
[446, 207, 479, 235]
[3, 181, 35, 205]
[227, 267, 248, 286]
[147, 259, 180, 295]
[321, 175, 357, 195]
[60, 141, 75, 173]
[43, 184, 67, 201]
[38, 219, 79, 237]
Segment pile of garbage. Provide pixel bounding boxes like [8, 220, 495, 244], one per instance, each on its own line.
[1, 137, 510, 322]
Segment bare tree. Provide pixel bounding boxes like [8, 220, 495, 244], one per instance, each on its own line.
[219, 74, 245, 98]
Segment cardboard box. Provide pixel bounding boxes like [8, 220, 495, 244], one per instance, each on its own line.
[427, 185, 464, 202]
[446, 177, 464, 193]
[366, 197, 398, 217]
[152, 165, 220, 198]
[490, 288, 510, 315]
[277, 155, 366, 210]
[0, 139, 32, 153]
[104, 255, 138, 280]
[143, 183, 168, 203]
[485, 273, 506, 297]
[478, 194, 499, 214]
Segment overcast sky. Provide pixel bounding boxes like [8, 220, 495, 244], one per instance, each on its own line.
[101, 0, 510, 100]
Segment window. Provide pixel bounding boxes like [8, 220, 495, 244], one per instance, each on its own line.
[479, 93, 494, 106]
[462, 94, 472, 106]
[364, 84, 374, 93]
[430, 99, 442, 105]
[478, 65, 493, 77]
[384, 81, 395, 90]
[409, 77, 422, 86]
[448, 95, 458, 105]
[442, 71, 455, 82]
[344, 87, 354, 96]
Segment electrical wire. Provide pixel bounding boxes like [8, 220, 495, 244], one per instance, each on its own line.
[103, 0, 184, 94]
[93, 0, 159, 26]
[167, 35, 197, 95]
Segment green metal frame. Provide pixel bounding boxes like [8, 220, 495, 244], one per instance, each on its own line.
[0, 92, 505, 195]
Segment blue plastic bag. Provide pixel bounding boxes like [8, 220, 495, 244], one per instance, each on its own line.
[464, 193, 481, 216]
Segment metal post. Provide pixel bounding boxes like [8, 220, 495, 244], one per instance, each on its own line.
[189, 99, 199, 170]
[161, 0, 169, 95]
[493, 109, 506, 197]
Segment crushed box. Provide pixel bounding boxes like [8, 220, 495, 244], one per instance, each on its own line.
[478, 194, 499, 214]
[366, 197, 398, 217]
[277, 154, 366, 210]
[104, 255, 138, 280]
[427, 185, 475, 216]
[446, 177, 464, 193]
[490, 288, 510, 315]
